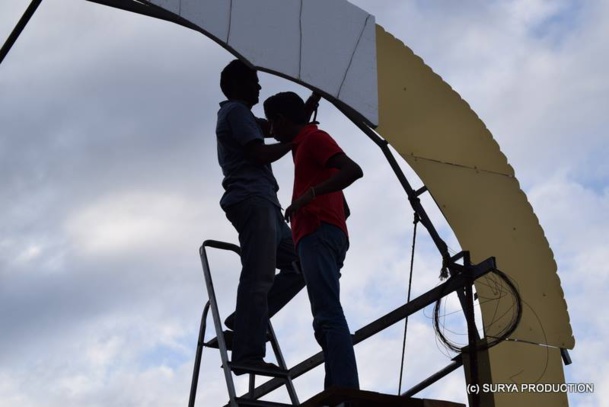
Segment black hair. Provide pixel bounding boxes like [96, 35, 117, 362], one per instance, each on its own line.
[263, 92, 307, 125]
[220, 59, 256, 98]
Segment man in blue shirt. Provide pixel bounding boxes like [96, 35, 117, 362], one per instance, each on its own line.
[216, 60, 305, 373]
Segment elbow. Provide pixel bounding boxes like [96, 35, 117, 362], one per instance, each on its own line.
[354, 163, 364, 180]
[244, 141, 270, 165]
[343, 161, 363, 184]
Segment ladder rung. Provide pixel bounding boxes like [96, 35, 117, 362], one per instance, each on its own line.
[205, 330, 272, 350]
[197, 241, 299, 407]
[228, 362, 290, 378]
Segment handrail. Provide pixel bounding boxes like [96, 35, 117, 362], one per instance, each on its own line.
[201, 239, 241, 255]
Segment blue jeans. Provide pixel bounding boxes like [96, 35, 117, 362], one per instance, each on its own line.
[298, 223, 359, 389]
[225, 196, 305, 363]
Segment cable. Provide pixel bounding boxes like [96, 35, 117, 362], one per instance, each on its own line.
[398, 213, 419, 394]
[432, 268, 522, 353]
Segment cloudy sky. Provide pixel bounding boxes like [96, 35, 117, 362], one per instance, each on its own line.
[1, 0, 607, 406]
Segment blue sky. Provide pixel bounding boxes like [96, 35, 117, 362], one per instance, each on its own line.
[1, 0, 607, 406]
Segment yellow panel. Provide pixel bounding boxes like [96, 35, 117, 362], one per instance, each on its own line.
[374, 34, 511, 177]
[411, 159, 573, 348]
[463, 341, 568, 407]
[374, 25, 574, 349]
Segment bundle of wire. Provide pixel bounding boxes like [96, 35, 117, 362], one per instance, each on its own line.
[432, 268, 523, 354]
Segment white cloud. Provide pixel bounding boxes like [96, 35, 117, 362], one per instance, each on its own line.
[65, 191, 202, 256]
[1, 0, 607, 406]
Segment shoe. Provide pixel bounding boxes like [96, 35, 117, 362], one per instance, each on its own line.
[204, 330, 234, 350]
[222, 315, 271, 342]
[224, 313, 235, 331]
[229, 359, 287, 377]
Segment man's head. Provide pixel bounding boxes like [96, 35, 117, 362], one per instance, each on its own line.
[263, 92, 308, 142]
[220, 59, 261, 107]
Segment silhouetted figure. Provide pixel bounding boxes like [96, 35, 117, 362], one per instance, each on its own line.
[215, 60, 305, 374]
[264, 91, 363, 389]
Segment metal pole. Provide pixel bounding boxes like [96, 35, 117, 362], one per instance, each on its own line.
[0, 0, 43, 66]
[245, 256, 496, 400]
[401, 357, 463, 398]
[339, 110, 452, 276]
[188, 302, 211, 407]
[85, 0, 200, 32]
[267, 322, 300, 405]
[463, 253, 481, 407]
[199, 242, 240, 407]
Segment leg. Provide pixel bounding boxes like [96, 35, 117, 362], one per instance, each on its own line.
[225, 218, 305, 330]
[267, 220, 305, 317]
[298, 223, 359, 389]
[225, 197, 278, 363]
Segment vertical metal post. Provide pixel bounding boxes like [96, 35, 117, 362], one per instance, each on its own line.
[248, 374, 256, 399]
[268, 322, 299, 405]
[342, 113, 451, 275]
[188, 302, 211, 407]
[199, 242, 239, 407]
[463, 254, 480, 407]
[0, 0, 43, 65]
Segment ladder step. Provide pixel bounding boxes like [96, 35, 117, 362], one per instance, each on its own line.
[197, 242, 300, 407]
[228, 361, 290, 378]
[234, 397, 296, 407]
[205, 330, 272, 350]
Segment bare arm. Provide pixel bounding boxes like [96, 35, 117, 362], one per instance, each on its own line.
[256, 118, 274, 138]
[311, 153, 363, 196]
[285, 152, 363, 221]
[245, 139, 293, 165]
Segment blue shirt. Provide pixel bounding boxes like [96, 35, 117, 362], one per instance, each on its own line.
[216, 100, 281, 209]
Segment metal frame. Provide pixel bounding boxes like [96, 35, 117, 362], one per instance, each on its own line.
[344, 109, 489, 406]
[245, 255, 495, 403]
[189, 116, 496, 407]
[1, 3, 505, 405]
[0, 0, 44, 65]
[193, 240, 239, 407]
[189, 301, 211, 407]
[190, 240, 299, 407]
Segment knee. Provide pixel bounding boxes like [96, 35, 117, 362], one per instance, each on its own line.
[313, 310, 349, 333]
[238, 275, 274, 297]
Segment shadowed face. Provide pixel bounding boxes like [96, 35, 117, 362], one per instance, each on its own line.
[236, 71, 261, 107]
[268, 115, 289, 142]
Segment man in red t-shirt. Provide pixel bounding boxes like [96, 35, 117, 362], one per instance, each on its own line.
[264, 91, 363, 389]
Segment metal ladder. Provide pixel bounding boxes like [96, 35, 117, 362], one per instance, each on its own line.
[188, 240, 300, 407]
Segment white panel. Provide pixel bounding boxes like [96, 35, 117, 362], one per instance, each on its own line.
[180, 0, 230, 42]
[300, 0, 370, 96]
[148, 0, 379, 125]
[228, 0, 301, 78]
[150, 0, 180, 16]
[337, 15, 378, 125]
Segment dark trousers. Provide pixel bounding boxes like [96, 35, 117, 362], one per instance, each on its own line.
[225, 196, 305, 363]
[298, 222, 359, 389]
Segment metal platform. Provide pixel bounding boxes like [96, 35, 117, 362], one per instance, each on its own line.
[301, 387, 466, 407]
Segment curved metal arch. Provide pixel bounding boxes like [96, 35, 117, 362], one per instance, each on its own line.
[38, 1, 574, 405]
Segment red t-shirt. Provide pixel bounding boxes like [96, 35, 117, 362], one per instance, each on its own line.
[291, 124, 348, 245]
